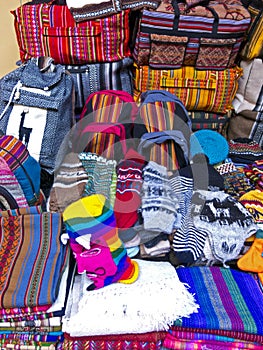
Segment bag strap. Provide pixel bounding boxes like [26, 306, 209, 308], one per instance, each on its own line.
[0, 185, 19, 210]
[138, 130, 189, 164]
[76, 122, 128, 155]
[171, 0, 219, 35]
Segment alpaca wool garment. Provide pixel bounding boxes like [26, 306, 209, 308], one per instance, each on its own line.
[169, 174, 207, 264]
[141, 161, 178, 234]
[114, 149, 146, 229]
[190, 130, 229, 165]
[192, 190, 258, 266]
[228, 138, 263, 164]
[78, 152, 117, 206]
[48, 152, 88, 213]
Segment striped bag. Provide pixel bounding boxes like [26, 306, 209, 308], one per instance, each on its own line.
[12, 0, 131, 65]
[239, 0, 263, 60]
[132, 0, 251, 70]
[133, 63, 243, 114]
[136, 90, 192, 170]
[72, 90, 140, 161]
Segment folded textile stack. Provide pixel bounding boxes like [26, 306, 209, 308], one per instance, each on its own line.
[0, 206, 72, 349]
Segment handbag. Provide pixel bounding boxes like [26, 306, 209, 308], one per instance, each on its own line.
[133, 63, 243, 114]
[133, 0, 251, 70]
[12, 0, 131, 65]
[239, 0, 263, 60]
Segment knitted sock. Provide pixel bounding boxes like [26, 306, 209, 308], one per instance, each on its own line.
[237, 229, 263, 272]
[63, 194, 139, 289]
[48, 152, 88, 212]
[79, 152, 116, 203]
[114, 149, 146, 229]
[141, 161, 178, 234]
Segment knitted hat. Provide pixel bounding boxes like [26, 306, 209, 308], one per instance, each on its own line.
[228, 138, 263, 164]
[0, 135, 41, 206]
[78, 152, 117, 207]
[114, 149, 146, 229]
[179, 154, 225, 191]
[192, 190, 258, 266]
[190, 130, 229, 165]
[141, 161, 178, 234]
[239, 189, 263, 223]
[63, 194, 139, 289]
[244, 160, 263, 191]
[48, 152, 88, 212]
[0, 157, 28, 209]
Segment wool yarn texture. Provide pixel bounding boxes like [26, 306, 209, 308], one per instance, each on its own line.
[114, 149, 146, 229]
[63, 194, 139, 289]
[78, 152, 117, 207]
[48, 152, 88, 212]
[141, 161, 178, 234]
[191, 190, 258, 266]
[190, 129, 229, 165]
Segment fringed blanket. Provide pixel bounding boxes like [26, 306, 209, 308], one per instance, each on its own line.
[62, 259, 199, 336]
[173, 266, 263, 338]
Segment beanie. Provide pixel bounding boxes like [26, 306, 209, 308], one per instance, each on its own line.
[190, 130, 229, 165]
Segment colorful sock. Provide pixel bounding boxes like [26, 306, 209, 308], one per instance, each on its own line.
[63, 194, 139, 289]
[141, 161, 178, 234]
[48, 152, 88, 212]
[114, 149, 146, 229]
[0, 157, 28, 208]
[79, 152, 116, 203]
[237, 229, 263, 272]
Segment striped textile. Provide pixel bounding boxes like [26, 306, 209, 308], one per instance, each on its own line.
[12, 3, 131, 65]
[133, 64, 242, 114]
[0, 209, 68, 308]
[138, 99, 191, 170]
[188, 111, 230, 132]
[133, 1, 251, 70]
[162, 329, 263, 349]
[63, 331, 166, 349]
[240, 1, 263, 60]
[174, 266, 263, 337]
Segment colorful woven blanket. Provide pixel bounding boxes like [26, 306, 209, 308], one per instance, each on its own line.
[174, 266, 263, 337]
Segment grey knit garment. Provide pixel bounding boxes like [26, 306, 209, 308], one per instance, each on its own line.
[141, 161, 179, 234]
[191, 190, 258, 266]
